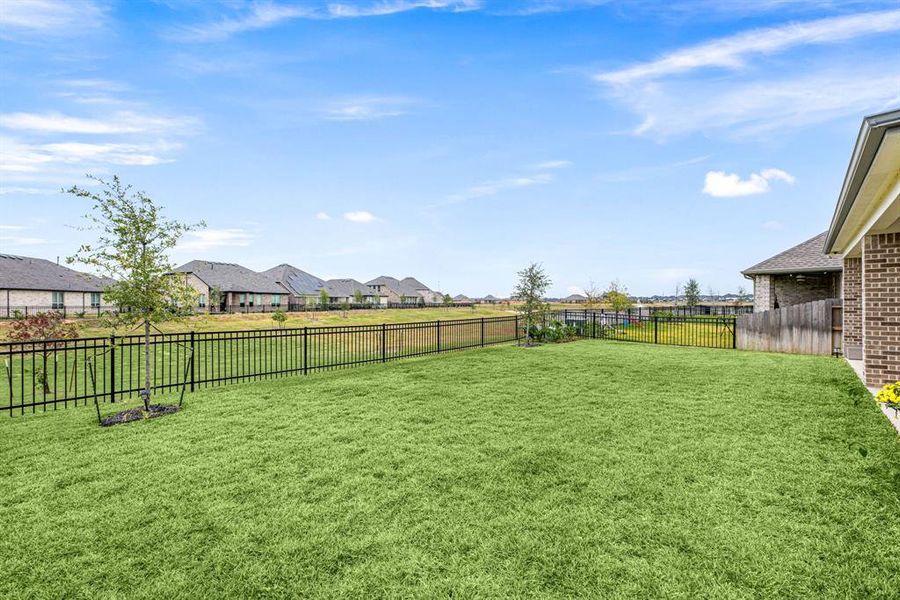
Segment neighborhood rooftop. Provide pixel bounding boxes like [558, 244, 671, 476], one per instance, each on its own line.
[0, 254, 111, 292]
[263, 264, 325, 296]
[173, 260, 284, 294]
[741, 232, 844, 276]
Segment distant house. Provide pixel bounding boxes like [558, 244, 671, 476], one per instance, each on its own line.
[563, 293, 587, 304]
[742, 232, 843, 312]
[173, 260, 286, 312]
[481, 294, 500, 304]
[0, 253, 115, 316]
[823, 108, 899, 387]
[263, 264, 325, 307]
[322, 279, 384, 305]
[366, 276, 429, 305]
[453, 294, 473, 303]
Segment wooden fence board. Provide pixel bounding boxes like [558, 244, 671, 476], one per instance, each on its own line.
[736, 299, 840, 355]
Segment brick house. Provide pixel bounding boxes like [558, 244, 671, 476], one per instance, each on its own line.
[0, 253, 115, 316]
[824, 108, 899, 388]
[742, 232, 843, 312]
[173, 260, 287, 312]
[366, 276, 433, 305]
[263, 263, 326, 307]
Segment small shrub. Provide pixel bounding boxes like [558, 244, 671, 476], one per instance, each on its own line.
[271, 310, 287, 328]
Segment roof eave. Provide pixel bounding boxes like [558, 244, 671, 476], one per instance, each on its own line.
[824, 108, 900, 254]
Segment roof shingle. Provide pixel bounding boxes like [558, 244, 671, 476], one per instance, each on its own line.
[0, 254, 112, 292]
[742, 232, 843, 276]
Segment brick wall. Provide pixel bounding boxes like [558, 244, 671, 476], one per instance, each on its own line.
[771, 272, 840, 308]
[843, 257, 862, 360]
[863, 232, 900, 387]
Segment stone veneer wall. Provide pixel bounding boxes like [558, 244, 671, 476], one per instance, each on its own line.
[842, 257, 863, 361]
[752, 275, 773, 312]
[863, 232, 900, 387]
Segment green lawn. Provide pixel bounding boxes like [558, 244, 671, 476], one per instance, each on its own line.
[1, 341, 898, 598]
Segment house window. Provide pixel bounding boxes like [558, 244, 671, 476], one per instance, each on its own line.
[272, 294, 281, 307]
[90, 292, 101, 308]
[198, 294, 207, 308]
[239, 293, 246, 307]
[52, 291, 64, 309]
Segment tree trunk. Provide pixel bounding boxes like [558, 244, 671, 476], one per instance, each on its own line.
[143, 319, 151, 410]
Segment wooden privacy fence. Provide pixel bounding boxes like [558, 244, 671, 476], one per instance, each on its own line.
[736, 298, 842, 356]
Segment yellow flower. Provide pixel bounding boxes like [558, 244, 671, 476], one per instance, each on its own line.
[875, 382, 900, 405]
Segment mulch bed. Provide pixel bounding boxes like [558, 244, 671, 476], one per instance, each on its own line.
[101, 404, 179, 427]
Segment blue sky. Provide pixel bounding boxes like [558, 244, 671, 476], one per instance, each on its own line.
[1, 0, 899, 297]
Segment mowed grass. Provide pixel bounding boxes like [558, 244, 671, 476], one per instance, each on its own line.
[0, 305, 513, 340]
[1, 342, 898, 598]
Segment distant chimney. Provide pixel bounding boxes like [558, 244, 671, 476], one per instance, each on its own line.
[56, 256, 59, 265]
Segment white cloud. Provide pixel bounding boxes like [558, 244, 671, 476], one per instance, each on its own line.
[343, 211, 381, 223]
[617, 67, 900, 139]
[702, 168, 795, 198]
[0, 138, 180, 172]
[178, 229, 256, 251]
[171, 1, 481, 42]
[0, 0, 105, 35]
[315, 212, 332, 220]
[449, 173, 553, 203]
[0, 187, 54, 195]
[532, 159, 572, 169]
[596, 9, 900, 85]
[762, 220, 785, 230]
[321, 96, 418, 121]
[0, 111, 198, 135]
[0, 225, 27, 230]
[0, 235, 48, 246]
[592, 9, 900, 139]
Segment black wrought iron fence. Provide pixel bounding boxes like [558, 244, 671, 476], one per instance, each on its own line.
[1, 311, 736, 416]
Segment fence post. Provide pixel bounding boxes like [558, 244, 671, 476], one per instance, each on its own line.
[436, 320, 441, 352]
[109, 334, 116, 403]
[654, 316, 658, 344]
[189, 331, 196, 392]
[592, 312, 596, 339]
[732, 318, 737, 350]
[382, 323, 387, 362]
[303, 327, 308, 375]
[481, 317, 485, 346]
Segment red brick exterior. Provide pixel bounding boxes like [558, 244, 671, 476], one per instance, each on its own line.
[862, 233, 900, 387]
[842, 257, 862, 360]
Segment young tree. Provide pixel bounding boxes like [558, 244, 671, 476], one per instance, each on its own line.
[319, 288, 330, 309]
[734, 285, 749, 307]
[208, 286, 223, 312]
[514, 262, 551, 346]
[271, 309, 287, 328]
[583, 281, 601, 310]
[603, 280, 633, 313]
[8, 312, 79, 394]
[442, 293, 452, 306]
[353, 289, 364, 305]
[684, 278, 701, 308]
[66, 175, 204, 411]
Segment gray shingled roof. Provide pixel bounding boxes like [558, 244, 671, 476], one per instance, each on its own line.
[742, 232, 843, 276]
[366, 275, 423, 298]
[323, 278, 382, 298]
[263, 264, 325, 296]
[173, 260, 284, 293]
[0, 254, 113, 291]
[453, 294, 472, 302]
[564, 294, 587, 301]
